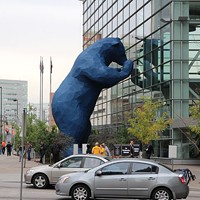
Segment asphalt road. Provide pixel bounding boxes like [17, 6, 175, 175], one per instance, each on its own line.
[0, 154, 199, 200]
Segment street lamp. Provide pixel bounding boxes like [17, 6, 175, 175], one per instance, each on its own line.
[13, 99, 18, 119]
[0, 87, 2, 140]
[12, 99, 19, 151]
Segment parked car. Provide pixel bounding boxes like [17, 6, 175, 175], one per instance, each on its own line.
[55, 158, 190, 200]
[24, 154, 110, 189]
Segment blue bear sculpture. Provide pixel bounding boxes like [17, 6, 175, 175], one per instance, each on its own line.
[52, 37, 133, 155]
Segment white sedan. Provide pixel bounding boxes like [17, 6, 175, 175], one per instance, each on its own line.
[24, 154, 110, 189]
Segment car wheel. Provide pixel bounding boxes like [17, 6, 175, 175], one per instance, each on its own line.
[71, 184, 90, 200]
[152, 187, 173, 200]
[32, 173, 49, 189]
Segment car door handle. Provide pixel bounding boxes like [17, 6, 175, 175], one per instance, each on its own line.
[148, 177, 155, 180]
[120, 178, 127, 181]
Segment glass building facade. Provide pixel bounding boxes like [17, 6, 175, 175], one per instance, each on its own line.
[81, 0, 200, 159]
[0, 79, 28, 123]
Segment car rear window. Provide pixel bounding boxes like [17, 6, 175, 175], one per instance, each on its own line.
[131, 163, 158, 174]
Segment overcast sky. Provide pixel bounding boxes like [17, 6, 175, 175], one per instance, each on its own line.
[0, 0, 82, 103]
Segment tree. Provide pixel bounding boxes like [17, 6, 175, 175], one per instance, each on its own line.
[188, 100, 200, 156]
[13, 104, 73, 161]
[127, 99, 172, 145]
[114, 124, 135, 144]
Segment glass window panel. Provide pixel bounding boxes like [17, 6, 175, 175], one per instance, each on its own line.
[101, 162, 129, 175]
[61, 157, 83, 168]
[131, 163, 158, 173]
[84, 158, 104, 168]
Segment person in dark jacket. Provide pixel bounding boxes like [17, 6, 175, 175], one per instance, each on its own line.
[26, 142, 32, 161]
[146, 143, 154, 159]
[51, 140, 61, 163]
[6, 142, 12, 156]
[129, 140, 134, 158]
[86, 144, 92, 154]
[39, 141, 46, 164]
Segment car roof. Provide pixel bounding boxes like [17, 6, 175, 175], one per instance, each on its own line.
[68, 154, 109, 159]
[51, 154, 110, 167]
[90, 158, 162, 168]
[96, 158, 174, 171]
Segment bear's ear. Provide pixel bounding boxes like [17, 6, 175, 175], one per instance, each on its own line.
[112, 37, 121, 46]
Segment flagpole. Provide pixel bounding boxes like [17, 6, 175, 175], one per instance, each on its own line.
[41, 57, 44, 121]
[39, 57, 42, 120]
[50, 56, 52, 94]
[39, 56, 44, 121]
[49, 57, 53, 127]
[49, 56, 53, 126]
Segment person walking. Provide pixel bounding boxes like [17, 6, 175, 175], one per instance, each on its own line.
[0, 142, 2, 155]
[146, 143, 154, 159]
[102, 143, 111, 156]
[92, 142, 101, 155]
[86, 144, 92, 154]
[129, 140, 134, 158]
[6, 142, 12, 156]
[26, 142, 32, 161]
[2, 141, 6, 155]
[18, 145, 25, 162]
[39, 141, 46, 164]
[100, 144, 106, 156]
[51, 140, 61, 163]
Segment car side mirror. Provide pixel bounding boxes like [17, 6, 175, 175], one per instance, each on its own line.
[57, 163, 62, 168]
[96, 170, 102, 176]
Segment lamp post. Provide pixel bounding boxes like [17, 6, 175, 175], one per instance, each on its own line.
[0, 87, 2, 140]
[13, 99, 19, 151]
[13, 99, 19, 119]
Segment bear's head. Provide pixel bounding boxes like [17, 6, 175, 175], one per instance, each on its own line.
[88, 37, 127, 66]
[105, 37, 127, 66]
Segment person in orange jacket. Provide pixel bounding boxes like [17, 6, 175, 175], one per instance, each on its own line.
[100, 144, 106, 156]
[92, 142, 101, 155]
[2, 141, 6, 155]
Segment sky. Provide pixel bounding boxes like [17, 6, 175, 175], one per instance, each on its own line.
[0, 0, 83, 103]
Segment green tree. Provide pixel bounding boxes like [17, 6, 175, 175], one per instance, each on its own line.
[188, 100, 200, 156]
[127, 99, 172, 145]
[114, 124, 134, 144]
[13, 104, 73, 161]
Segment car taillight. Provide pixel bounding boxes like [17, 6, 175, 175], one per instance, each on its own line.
[179, 175, 186, 184]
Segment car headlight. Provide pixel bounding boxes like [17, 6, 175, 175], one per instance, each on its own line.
[58, 176, 70, 183]
[26, 169, 35, 174]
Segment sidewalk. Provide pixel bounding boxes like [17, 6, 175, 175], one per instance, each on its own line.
[0, 153, 199, 191]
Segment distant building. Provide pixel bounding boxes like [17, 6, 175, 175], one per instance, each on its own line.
[0, 79, 28, 123]
[31, 103, 49, 123]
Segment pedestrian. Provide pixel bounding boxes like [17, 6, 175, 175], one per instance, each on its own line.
[100, 144, 106, 156]
[0, 142, 2, 155]
[92, 142, 101, 155]
[86, 144, 92, 154]
[26, 142, 32, 161]
[39, 141, 46, 164]
[129, 140, 134, 158]
[2, 141, 6, 155]
[146, 142, 154, 159]
[6, 142, 12, 156]
[102, 143, 111, 156]
[51, 140, 61, 163]
[18, 145, 25, 162]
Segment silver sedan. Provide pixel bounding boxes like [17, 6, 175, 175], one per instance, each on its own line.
[24, 154, 110, 189]
[55, 158, 189, 200]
